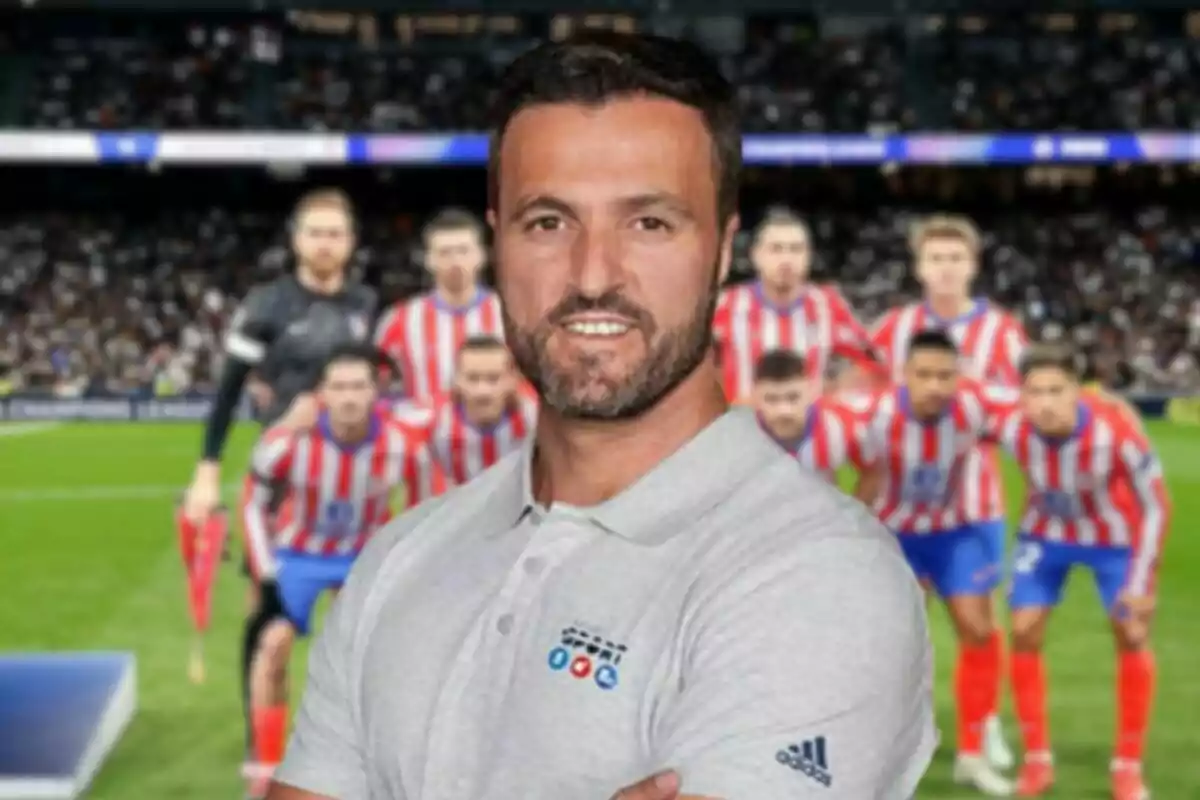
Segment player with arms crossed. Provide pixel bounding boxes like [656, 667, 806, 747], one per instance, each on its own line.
[993, 344, 1168, 800]
[406, 336, 537, 486]
[751, 348, 873, 494]
[179, 188, 377, 757]
[871, 213, 1024, 769]
[713, 206, 879, 402]
[242, 344, 439, 797]
[375, 208, 504, 401]
[859, 330, 1016, 796]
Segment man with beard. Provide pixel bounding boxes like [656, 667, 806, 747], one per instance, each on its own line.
[179, 188, 377, 773]
[713, 207, 880, 402]
[268, 31, 935, 800]
[375, 208, 505, 401]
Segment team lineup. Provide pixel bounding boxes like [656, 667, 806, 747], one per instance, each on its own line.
[177, 191, 1167, 800]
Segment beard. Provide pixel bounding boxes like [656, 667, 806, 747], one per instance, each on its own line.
[505, 270, 720, 421]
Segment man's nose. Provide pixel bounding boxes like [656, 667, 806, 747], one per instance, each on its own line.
[570, 226, 625, 298]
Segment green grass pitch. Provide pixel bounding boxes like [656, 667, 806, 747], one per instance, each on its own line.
[1, 420, 1197, 798]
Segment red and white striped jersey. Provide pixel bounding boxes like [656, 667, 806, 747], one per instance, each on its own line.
[374, 288, 504, 401]
[243, 415, 439, 578]
[713, 282, 877, 401]
[993, 398, 1170, 595]
[871, 300, 1027, 387]
[412, 391, 538, 486]
[862, 381, 1017, 533]
[766, 398, 871, 482]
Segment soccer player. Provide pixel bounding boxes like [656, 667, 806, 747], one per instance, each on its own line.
[871, 213, 1025, 769]
[179, 188, 377, 759]
[411, 336, 537, 486]
[712, 206, 878, 402]
[751, 348, 871, 486]
[859, 330, 1015, 795]
[374, 208, 504, 401]
[992, 344, 1168, 800]
[871, 214, 1026, 384]
[241, 344, 439, 797]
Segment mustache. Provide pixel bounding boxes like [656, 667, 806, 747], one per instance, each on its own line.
[546, 290, 653, 329]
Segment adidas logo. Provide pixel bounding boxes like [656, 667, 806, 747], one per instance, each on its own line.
[775, 736, 832, 787]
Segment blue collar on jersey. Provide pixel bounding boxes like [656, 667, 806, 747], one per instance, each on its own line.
[923, 297, 986, 327]
[753, 280, 808, 313]
[318, 410, 382, 453]
[898, 386, 954, 425]
[1035, 401, 1091, 445]
[431, 286, 485, 315]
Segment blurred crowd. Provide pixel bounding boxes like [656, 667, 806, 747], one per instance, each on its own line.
[3, 201, 1198, 399]
[1, 10, 1197, 133]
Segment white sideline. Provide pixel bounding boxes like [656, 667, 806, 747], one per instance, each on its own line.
[0, 483, 241, 503]
[0, 422, 61, 438]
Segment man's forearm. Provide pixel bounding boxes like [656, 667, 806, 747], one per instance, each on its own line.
[202, 359, 253, 461]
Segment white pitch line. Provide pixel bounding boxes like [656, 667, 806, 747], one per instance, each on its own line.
[0, 483, 241, 503]
[0, 422, 61, 438]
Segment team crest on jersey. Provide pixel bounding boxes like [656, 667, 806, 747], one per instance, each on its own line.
[348, 314, 369, 341]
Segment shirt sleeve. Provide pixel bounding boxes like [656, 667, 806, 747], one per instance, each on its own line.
[653, 525, 937, 799]
[1114, 432, 1171, 596]
[224, 285, 277, 365]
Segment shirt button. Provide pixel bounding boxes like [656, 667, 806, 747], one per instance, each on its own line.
[496, 614, 514, 635]
[523, 557, 544, 576]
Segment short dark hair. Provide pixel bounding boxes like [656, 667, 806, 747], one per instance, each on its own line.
[1020, 342, 1080, 380]
[322, 342, 385, 383]
[754, 349, 807, 383]
[458, 335, 507, 356]
[487, 31, 742, 223]
[906, 329, 958, 359]
[752, 206, 809, 245]
[422, 207, 484, 245]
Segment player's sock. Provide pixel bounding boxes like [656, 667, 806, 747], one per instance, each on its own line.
[1115, 649, 1155, 763]
[955, 642, 992, 755]
[1010, 650, 1050, 754]
[241, 614, 262, 752]
[252, 704, 288, 767]
[982, 629, 1003, 718]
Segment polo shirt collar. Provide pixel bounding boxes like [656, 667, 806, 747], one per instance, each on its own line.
[505, 407, 781, 545]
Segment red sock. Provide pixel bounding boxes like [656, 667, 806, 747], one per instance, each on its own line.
[252, 704, 288, 766]
[982, 629, 1003, 718]
[1010, 650, 1050, 754]
[1115, 650, 1155, 763]
[956, 643, 993, 755]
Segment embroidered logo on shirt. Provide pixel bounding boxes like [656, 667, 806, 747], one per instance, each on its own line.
[776, 736, 833, 787]
[546, 626, 626, 691]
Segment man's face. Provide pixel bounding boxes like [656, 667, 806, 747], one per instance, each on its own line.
[915, 236, 976, 299]
[320, 360, 377, 429]
[455, 347, 515, 423]
[1022, 367, 1079, 435]
[753, 376, 812, 441]
[292, 207, 355, 278]
[490, 96, 737, 420]
[903, 349, 959, 417]
[426, 228, 485, 293]
[752, 223, 809, 291]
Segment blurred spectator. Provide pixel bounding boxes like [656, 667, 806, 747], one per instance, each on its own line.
[8, 11, 1198, 133]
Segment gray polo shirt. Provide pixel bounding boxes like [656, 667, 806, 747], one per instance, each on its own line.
[276, 408, 936, 799]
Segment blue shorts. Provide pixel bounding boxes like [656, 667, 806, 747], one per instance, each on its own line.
[276, 552, 355, 636]
[1009, 535, 1131, 613]
[896, 521, 1005, 598]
